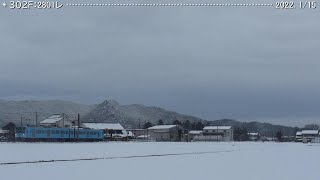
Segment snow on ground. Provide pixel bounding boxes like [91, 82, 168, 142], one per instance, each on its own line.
[0, 142, 319, 180]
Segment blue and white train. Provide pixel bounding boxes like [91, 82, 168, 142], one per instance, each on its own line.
[15, 126, 104, 142]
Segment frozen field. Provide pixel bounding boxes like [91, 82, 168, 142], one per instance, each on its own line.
[0, 142, 319, 180]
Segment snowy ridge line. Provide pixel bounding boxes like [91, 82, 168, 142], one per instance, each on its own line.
[0, 150, 234, 166]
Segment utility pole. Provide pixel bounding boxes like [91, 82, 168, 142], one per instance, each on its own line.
[35, 112, 38, 126]
[73, 122, 76, 142]
[20, 116, 23, 126]
[217, 126, 219, 142]
[77, 113, 80, 142]
[62, 113, 65, 127]
[138, 118, 141, 129]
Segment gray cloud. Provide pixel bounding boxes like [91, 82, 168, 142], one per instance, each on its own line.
[1, 1, 320, 126]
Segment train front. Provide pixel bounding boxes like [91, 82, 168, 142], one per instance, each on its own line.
[15, 126, 27, 140]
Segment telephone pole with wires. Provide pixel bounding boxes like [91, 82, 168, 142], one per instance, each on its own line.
[35, 112, 38, 126]
[77, 113, 80, 142]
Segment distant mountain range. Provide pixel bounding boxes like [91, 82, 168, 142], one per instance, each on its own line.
[0, 99, 301, 136]
[0, 100, 92, 127]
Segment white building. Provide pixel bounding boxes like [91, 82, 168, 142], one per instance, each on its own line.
[83, 123, 128, 139]
[312, 131, 320, 143]
[148, 125, 184, 141]
[193, 126, 234, 142]
[248, 133, 261, 141]
[39, 114, 72, 128]
[295, 131, 303, 142]
[301, 130, 319, 143]
[188, 130, 203, 141]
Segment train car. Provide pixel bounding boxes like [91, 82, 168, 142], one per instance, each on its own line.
[15, 126, 104, 142]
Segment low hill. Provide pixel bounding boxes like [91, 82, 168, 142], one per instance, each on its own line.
[0, 100, 92, 127]
[82, 99, 204, 128]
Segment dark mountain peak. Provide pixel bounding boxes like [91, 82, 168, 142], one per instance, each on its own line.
[101, 99, 119, 106]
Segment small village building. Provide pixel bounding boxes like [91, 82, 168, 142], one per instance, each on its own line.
[248, 133, 261, 141]
[295, 132, 303, 142]
[0, 129, 9, 141]
[39, 114, 72, 128]
[83, 123, 128, 139]
[188, 130, 203, 141]
[0, 129, 9, 135]
[312, 132, 320, 143]
[301, 130, 319, 143]
[193, 126, 234, 142]
[136, 134, 150, 140]
[126, 129, 147, 137]
[148, 125, 184, 142]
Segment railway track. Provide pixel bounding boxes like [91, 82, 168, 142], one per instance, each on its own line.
[0, 150, 234, 166]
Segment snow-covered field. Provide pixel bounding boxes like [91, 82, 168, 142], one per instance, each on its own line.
[0, 142, 319, 180]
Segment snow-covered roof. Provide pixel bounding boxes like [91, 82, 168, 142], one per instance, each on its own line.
[302, 130, 319, 135]
[296, 132, 302, 136]
[248, 133, 260, 136]
[203, 126, 232, 130]
[40, 114, 63, 124]
[148, 125, 177, 130]
[0, 129, 9, 133]
[136, 135, 150, 139]
[189, 130, 203, 135]
[83, 123, 124, 130]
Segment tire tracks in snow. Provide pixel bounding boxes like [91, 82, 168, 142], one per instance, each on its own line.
[0, 149, 234, 166]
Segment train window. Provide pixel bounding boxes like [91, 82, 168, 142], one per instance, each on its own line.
[16, 127, 25, 133]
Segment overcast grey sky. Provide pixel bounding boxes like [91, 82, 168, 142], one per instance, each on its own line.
[1, 0, 320, 126]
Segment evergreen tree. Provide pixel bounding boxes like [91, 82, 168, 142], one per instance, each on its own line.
[196, 121, 204, 130]
[304, 124, 320, 130]
[143, 121, 153, 129]
[157, 119, 164, 125]
[177, 129, 183, 141]
[173, 119, 182, 125]
[191, 122, 197, 130]
[182, 120, 191, 130]
[276, 131, 283, 142]
[233, 127, 249, 141]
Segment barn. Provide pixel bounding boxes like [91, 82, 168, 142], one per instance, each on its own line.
[148, 125, 184, 142]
